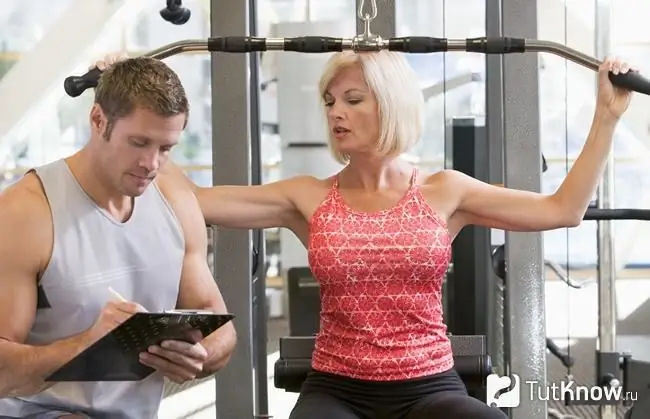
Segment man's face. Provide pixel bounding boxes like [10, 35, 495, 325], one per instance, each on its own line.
[92, 105, 185, 197]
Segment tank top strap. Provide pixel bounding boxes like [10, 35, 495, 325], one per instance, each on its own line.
[318, 174, 343, 211]
[409, 167, 419, 186]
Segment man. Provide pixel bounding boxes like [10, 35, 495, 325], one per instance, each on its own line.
[0, 57, 236, 418]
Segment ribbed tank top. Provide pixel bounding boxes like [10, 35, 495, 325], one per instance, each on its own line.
[0, 160, 185, 418]
[308, 169, 454, 381]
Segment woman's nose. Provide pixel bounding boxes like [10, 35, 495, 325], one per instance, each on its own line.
[328, 103, 345, 119]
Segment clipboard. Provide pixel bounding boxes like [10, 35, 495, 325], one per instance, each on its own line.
[45, 311, 235, 382]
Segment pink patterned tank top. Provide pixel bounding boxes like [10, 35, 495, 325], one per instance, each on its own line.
[308, 169, 454, 381]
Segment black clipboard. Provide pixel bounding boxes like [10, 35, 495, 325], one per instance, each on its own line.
[45, 311, 234, 382]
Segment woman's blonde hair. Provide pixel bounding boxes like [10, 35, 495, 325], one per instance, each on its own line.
[318, 50, 424, 164]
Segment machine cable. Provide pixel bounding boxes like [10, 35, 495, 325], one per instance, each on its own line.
[357, 0, 378, 32]
[562, 0, 574, 384]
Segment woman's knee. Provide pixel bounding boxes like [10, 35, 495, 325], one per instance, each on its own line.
[289, 393, 360, 419]
[407, 393, 508, 419]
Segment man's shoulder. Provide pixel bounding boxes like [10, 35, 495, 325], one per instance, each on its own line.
[0, 173, 52, 266]
[153, 173, 204, 232]
[0, 172, 50, 223]
[154, 172, 196, 209]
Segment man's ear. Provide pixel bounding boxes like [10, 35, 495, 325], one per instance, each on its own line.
[89, 103, 106, 135]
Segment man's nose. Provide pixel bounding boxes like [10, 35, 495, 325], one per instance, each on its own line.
[138, 149, 159, 172]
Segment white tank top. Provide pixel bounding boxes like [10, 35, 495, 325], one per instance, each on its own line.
[0, 159, 185, 418]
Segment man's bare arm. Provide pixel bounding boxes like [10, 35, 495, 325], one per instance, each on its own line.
[0, 176, 97, 397]
[158, 175, 237, 376]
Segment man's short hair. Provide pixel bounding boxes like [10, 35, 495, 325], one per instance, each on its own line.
[94, 57, 190, 138]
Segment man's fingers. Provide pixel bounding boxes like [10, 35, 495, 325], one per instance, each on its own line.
[160, 340, 208, 360]
[139, 352, 199, 381]
[113, 300, 148, 314]
[110, 311, 134, 327]
[100, 300, 147, 329]
[147, 345, 205, 371]
[186, 329, 204, 344]
[139, 355, 188, 383]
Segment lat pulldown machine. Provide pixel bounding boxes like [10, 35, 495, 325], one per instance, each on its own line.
[63, 1, 650, 418]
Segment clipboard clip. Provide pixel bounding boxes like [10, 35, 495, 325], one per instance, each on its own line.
[163, 309, 215, 315]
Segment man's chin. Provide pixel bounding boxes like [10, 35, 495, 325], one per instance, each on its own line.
[130, 185, 150, 197]
[121, 183, 150, 198]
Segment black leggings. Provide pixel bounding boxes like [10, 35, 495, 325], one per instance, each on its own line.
[289, 369, 508, 419]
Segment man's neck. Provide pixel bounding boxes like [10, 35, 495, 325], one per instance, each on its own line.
[65, 150, 133, 222]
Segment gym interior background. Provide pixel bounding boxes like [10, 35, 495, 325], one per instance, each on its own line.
[2, 0, 650, 418]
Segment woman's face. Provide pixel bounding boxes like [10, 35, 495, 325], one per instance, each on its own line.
[323, 64, 380, 157]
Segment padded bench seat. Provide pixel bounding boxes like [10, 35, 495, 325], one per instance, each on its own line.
[274, 335, 492, 401]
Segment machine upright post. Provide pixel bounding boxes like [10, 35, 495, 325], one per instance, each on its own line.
[595, 1, 618, 418]
[501, 0, 547, 417]
[485, 0, 507, 382]
[211, 0, 256, 417]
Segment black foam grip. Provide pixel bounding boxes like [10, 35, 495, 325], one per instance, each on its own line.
[609, 70, 650, 95]
[454, 355, 492, 378]
[207, 37, 266, 53]
[466, 37, 526, 54]
[388, 37, 448, 53]
[64, 67, 102, 98]
[275, 359, 311, 377]
[283, 37, 343, 53]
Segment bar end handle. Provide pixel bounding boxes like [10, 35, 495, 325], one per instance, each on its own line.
[64, 67, 103, 98]
[609, 70, 650, 95]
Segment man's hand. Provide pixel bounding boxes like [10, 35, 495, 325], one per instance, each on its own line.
[87, 300, 147, 343]
[139, 331, 209, 384]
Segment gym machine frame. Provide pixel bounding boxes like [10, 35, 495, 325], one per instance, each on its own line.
[492, 208, 650, 415]
[581, 208, 650, 416]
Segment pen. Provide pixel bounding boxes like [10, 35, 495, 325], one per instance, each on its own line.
[107, 286, 127, 302]
[108, 287, 151, 313]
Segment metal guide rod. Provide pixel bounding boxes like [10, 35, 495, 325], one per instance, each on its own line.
[246, 0, 269, 413]
[63, 36, 650, 98]
[595, 0, 617, 418]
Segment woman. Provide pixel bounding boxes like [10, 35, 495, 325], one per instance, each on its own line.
[96, 50, 631, 418]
